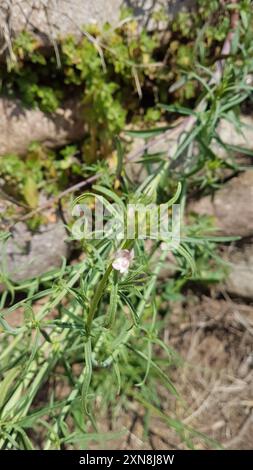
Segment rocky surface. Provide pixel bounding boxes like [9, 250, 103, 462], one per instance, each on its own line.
[0, 219, 68, 284]
[225, 242, 253, 299]
[189, 170, 253, 238]
[188, 165, 253, 299]
[127, 115, 253, 164]
[0, 97, 85, 155]
[0, 1, 191, 45]
[216, 115, 253, 156]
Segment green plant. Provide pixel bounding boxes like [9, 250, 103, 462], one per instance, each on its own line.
[0, 154, 222, 449]
[0, 0, 253, 451]
[0, 0, 243, 162]
[0, 143, 80, 209]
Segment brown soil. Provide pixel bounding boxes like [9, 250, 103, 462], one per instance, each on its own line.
[87, 293, 253, 450]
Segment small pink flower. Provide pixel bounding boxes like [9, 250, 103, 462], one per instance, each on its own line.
[160, 242, 168, 251]
[112, 249, 134, 274]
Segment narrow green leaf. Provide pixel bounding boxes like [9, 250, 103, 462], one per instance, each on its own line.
[0, 367, 20, 409]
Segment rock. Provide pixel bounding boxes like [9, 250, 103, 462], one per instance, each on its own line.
[1, 0, 122, 41]
[216, 115, 253, 156]
[126, 114, 253, 174]
[224, 243, 253, 299]
[0, 1, 191, 46]
[0, 220, 69, 283]
[0, 97, 85, 155]
[189, 170, 253, 237]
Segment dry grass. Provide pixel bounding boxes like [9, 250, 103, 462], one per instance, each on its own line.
[57, 292, 253, 450]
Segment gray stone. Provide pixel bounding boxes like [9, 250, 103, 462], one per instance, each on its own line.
[0, 219, 69, 283]
[126, 115, 253, 168]
[189, 170, 253, 238]
[0, 97, 85, 156]
[0, 1, 191, 45]
[225, 243, 253, 299]
[214, 115, 253, 158]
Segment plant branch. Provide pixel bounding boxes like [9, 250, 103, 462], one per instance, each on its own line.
[10, 174, 100, 226]
[126, 0, 240, 165]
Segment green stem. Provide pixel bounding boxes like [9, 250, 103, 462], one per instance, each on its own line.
[85, 239, 133, 336]
[86, 264, 113, 336]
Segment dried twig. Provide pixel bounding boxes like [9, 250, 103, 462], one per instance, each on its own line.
[224, 411, 253, 448]
[43, 1, 61, 68]
[11, 174, 100, 225]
